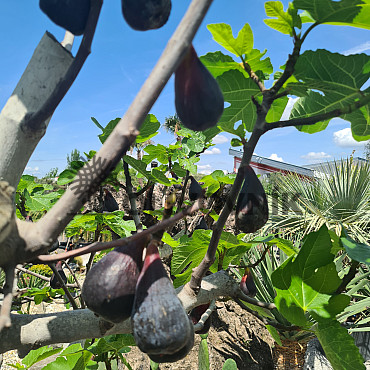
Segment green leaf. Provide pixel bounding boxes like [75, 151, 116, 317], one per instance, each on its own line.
[103, 214, 136, 238]
[98, 118, 120, 144]
[316, 319, 365, 370]
[123, 155, 151, 179]
[272, 226, 350, 326]
[207, 23, 253, 57]
[222, 359, 238, 370]
[151, 168, 171, 186]
[150, 360, 159, 370]
[91, 116, 104, 131]
[22, 346, 63, 367]
[198, 339, 210, 370]
[264, 1, 299, 35]
[217, 69, 260, 134]
[136, 114, 160, 143]
[230, 138, 243, 147]
[289, 50, 370, 138]
[200, 52, 247, 79]
[265, 325, 282, 346]
[293, 0, 370, 29]
[171, 162, 187, 178]
[341, 235, 370, 264]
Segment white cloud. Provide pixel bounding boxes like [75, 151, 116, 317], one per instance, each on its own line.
[333, 128, 367, 148]
[198, 164, 212, 175]
[301, 152, 332, 162]
[212, 134, 228, 144]
[25, 166, 40, 175]
[198, 164, 212, 170]
[280, 97, 299, 121]
[268, 153, 283, 162]
[204, 148, 221, 155]
[343, 41, 370, 56]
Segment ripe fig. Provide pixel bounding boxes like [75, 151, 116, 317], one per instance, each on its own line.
[102, 189, 119, 212]
[50, 261, 67, 289]
[190, 303, 211, 334]
[148, 322, 194, 363]
[132, 241, 194, 358]
[82, 237, 148, 323]
[194, 215, 208, 231]
[188, 176, 203, 201]
[240, 267, 257, 298]
[175, 45, 224, 131]
[235, 165, 268, 233]
[39, 0, 90, 36]
[121, 0, 171, 31]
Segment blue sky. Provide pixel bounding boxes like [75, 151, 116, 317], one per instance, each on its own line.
[0, 1, 369, 177]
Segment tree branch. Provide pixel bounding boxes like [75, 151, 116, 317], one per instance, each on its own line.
[36, 200, 201, 263]
[264, 94, 370, 132]
[22, 0, 216, 264]
[0, 265, 16, 331]
[241, 59, 266, 93]
[235, 298, 300, 332]
[189, 126, 265, 292]
[24, 0, 103, 132]
[0, 270, 240, 353]
[49, 263, 78, 310]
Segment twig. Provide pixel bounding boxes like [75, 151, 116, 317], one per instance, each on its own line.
[123, 160, 142, 231]
[36, 200, 201, 263]
[247, 245, 271, 268]
[237, 291, 276, 310]
[193, 299, 216, 332]
[177, 170, 190, 209]
[33, 0, 216, 256]
[189, 127, 265, 292]
[269, 39, 302, 97]
[235, 298, 300, 332]
[135, 181, 153, 197]
[24, 0, 103, 131]
[265, 95, 370, 132]
[0, 265, 16, 331]
[336, 260, 360, 294]
[241, 59, 266, 93]
[49, 264, 79, 310]
[62, 261, 85, 309]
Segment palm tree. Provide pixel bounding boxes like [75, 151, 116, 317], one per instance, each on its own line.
[266, 158, 370, 244]
[163, 114, 183, 142]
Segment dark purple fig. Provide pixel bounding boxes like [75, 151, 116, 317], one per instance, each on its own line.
[121, 0, 171, 31]
[102, 189, 119, 212]
[240, 267, 257, 298]
[190, 303, 211, 334]
[194, 216, 208, 231]
[188, 176, 203, 201]
[39, 0, 90, 36]
[50, 261, 67, 289]
[148, 320, 194, 363]
[235, 165, 268, 233]
[132, 241, 194, 358]
[175, 45, 224, 131]
[82, 237, 148, 323]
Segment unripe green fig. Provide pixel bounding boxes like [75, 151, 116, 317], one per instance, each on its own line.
[82, 237, 148, 323]
[188, 176, 203, 201]
[121, 0, 171, 31]
[132, 241, 194, 358]
[39, 0, 90, 36]
[50, 261, 67, 289]
[240, 267, 257, 298]
[175, 45, 224, 131]
[235, 165, 268, 233]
